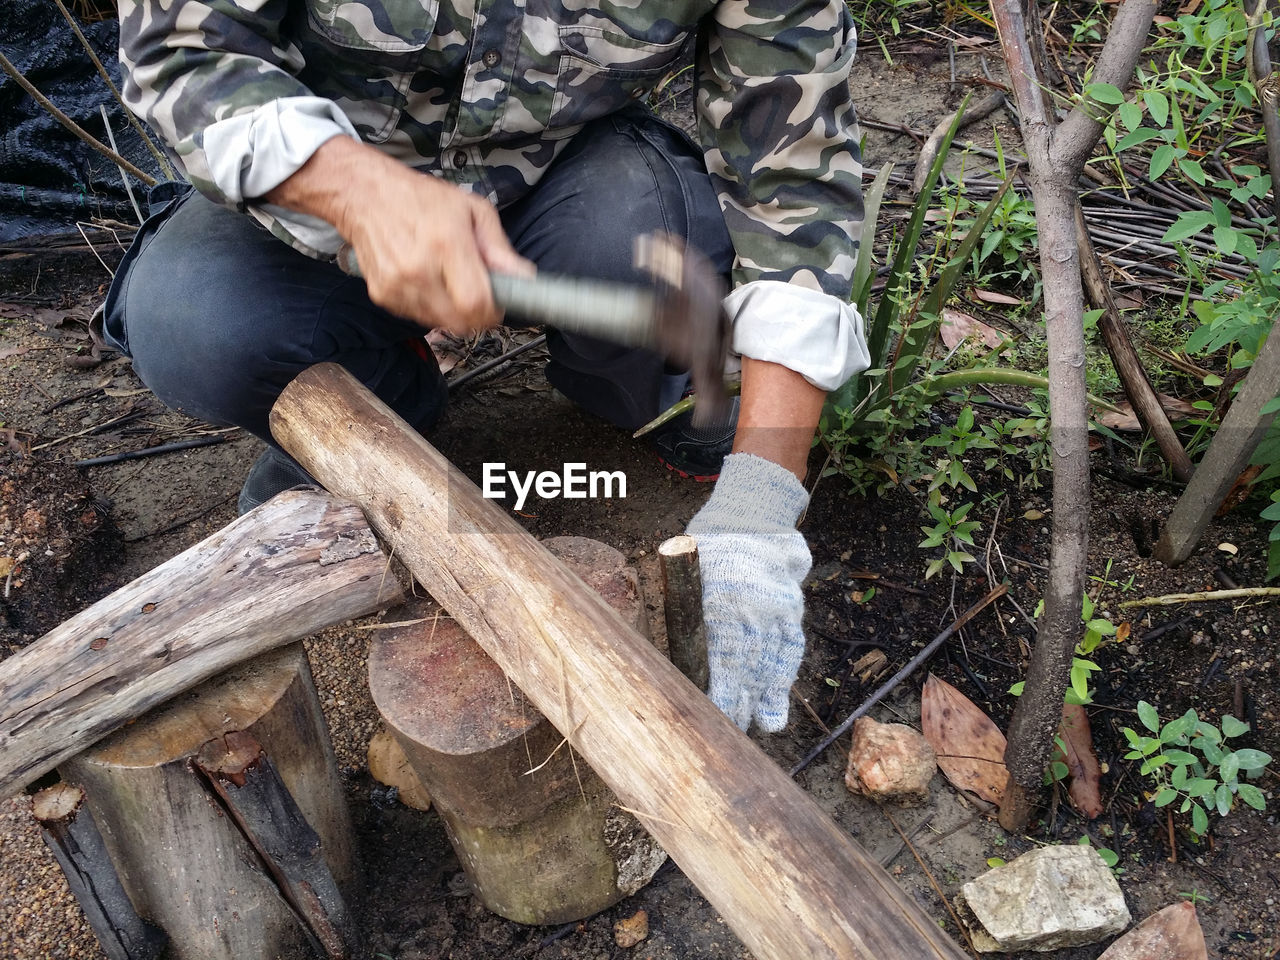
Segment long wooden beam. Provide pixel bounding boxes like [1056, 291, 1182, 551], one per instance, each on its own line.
[0, 489, 404, 797]
[271, 363, 968, 960]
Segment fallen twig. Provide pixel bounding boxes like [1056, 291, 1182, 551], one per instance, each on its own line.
[913, 91, 1008, 195]
[447, 333, 547, 393]
[790, 583, 1008, 776]
[74, 435, 226, 467]
[882, 806, 979, 958]
[1119, 588, 1280, 609]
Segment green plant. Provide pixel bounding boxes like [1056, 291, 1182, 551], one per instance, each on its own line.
[1077, 834, 1120, 870]
[1122, 702, 1271, 838]
[923, 405, 995, 494]
[1009, 593, 1115, 705]
[918, 499, 980, 579]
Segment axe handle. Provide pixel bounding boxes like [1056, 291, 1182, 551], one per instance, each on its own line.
[336, 246, 658, 346]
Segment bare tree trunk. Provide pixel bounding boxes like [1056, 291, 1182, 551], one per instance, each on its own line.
[990, 0, 1159, 831]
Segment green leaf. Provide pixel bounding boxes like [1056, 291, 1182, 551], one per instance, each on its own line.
[1215, 783, 1233, 817]
[1162, 210, 1215, 243]
[1087, 82, 1126, 105]
[1161, 716, 1193, 744]
[1118, 100, 1143, 131]
[1150, 143, 1178, 179]
[1097, 847, 1119, 868]
[1219, 751, 1240, 784]
[1262, 396, 1280, 416]
[1171, 763, 1189, 789]
[1163, 749, 1197, 765]
[1186, 778, 1216, 799]
[1154, 787, 1179, 807]
[1237, 783, 1266, 810]
[1140, 755, 1169, 775]
[1233, 748, 1272, 772]
[1138, 701, 1161, 733]
[1179, 157, 1207, 185]
[1144, 89, 1169, 126]
[1213, 225, 1238, 257]
[1116, 127, 1163, 151]
[986, 857, 1007, 868]
[1008, 681, 1025, 697]
[1221, 715, 1250, 738]
[1191, 803, 1209, 837]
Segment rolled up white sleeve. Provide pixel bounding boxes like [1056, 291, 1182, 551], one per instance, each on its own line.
[723, 280, 871, 392]
[202, 96, 359, 256]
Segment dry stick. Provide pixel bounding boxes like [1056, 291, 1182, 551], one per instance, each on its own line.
[1154, 317, 1280, 565]
[790, 584, 1007, 777]
[882, 807, 979, 959]
[0, 50, 156, 187]
[1245, 0, 1280, 228]
[912, 91, 1009, 194]
[50, 0, 176, 180]
[447, 333, 547, 393]
[1118, 588, 1280, 609]
[100, 106, 143, 225]
[1075, 201, 1192, 481]
[74, 435, 226, 467]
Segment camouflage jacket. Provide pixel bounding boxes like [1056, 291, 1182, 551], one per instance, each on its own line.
[117, 0, 863, 301]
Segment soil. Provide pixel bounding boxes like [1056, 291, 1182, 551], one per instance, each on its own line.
[2, 25, 1279, 960]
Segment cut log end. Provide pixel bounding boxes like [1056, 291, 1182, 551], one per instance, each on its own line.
[195, 730, 266, 786]
[32, 782, 85, 823]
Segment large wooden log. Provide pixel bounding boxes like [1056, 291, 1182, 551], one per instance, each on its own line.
[370, 537, 665, 925]
[60, 646, 355, 960]
[0, 488, 404, 797]
[271, 363, 970, 960]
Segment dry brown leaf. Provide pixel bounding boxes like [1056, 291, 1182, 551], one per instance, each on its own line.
[0, 346, 29, 360]
[1098, 902, 1207, 960]
[940, 308, 1007, 351]
[921, 673, 1008, 804]
[1217, 464, 1263, 517]
[970, 288, 1023, 306]
[1095, 396, 1197, 431]
[1056, 702, 1103, 818]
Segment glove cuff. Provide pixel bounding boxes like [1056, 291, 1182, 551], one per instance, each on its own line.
[690, 453, 809, 535]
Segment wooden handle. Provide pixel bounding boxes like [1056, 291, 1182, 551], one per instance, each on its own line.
[270, 364, 969, 960]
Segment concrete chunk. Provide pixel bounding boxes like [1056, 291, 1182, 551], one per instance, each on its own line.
[959, 844, 1130, 952]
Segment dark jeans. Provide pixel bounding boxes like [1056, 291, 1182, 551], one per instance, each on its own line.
[102, 108, 733, 447]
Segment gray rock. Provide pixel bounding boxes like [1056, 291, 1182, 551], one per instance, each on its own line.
[959, 844, 1130, 952]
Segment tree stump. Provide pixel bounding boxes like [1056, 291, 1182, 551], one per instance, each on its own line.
[368, 536, 666, 925]
[59, 645, 355, 960]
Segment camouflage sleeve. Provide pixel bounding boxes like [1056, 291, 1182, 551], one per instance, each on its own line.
[697, 0, 864, 300]
[117, 0, 356, 253]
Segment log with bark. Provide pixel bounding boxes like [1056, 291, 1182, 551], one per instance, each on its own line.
[32, 783, 168, 960]
[0, 488, 404, 797]
[658, 534, 709, 691]
[370, 537, 663, 925]
[60, 646, 356, 960]
[271, 362, 970, 960]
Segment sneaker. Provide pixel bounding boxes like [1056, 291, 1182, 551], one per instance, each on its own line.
[237, 447, 317, 515]
[651, 396, 739, 482]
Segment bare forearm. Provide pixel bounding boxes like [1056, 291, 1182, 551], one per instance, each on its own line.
[732, 358, 825, 481]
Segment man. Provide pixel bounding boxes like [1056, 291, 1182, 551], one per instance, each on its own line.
[105, 0, 869, 733]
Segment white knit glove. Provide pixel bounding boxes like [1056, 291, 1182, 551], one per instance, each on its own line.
[686, 453, 811, 732]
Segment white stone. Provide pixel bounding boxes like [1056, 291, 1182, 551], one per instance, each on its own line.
[959, 844, 1130, 952]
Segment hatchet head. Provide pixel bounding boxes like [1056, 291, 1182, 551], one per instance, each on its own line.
[633, 233, 732, 427]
